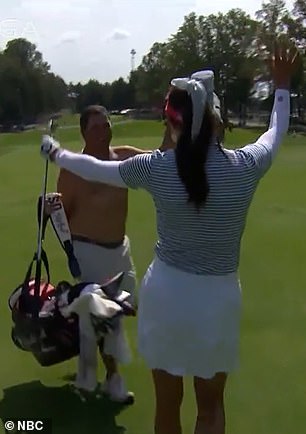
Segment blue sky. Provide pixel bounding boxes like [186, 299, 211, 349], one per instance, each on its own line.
[0, 0, 295, 84]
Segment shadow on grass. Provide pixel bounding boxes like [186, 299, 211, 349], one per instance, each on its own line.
[0, 381, 127, 434]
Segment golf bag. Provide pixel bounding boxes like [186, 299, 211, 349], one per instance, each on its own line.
[8, 194, 135, 367]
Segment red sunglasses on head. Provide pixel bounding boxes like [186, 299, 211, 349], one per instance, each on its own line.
[164, 99, 183, 125]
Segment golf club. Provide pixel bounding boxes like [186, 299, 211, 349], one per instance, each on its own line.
[36, 118, 54, 261]
[33, 118, 56, 314]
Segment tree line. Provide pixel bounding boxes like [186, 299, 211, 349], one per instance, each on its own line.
[0, 0, 305, 127]
[0, 38, 67, 127]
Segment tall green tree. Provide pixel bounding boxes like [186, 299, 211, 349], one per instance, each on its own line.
[166, 12, 203, 77]
[133, 9, 260, 111]
[197, 9, 259, 114]
[0, 38, 68, 125]
[134, 42, 172, 105]
[4, 38, 50, 73]
[293, 0, 306, 20]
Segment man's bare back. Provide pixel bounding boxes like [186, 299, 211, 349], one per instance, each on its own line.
[57, 147, 136, 244]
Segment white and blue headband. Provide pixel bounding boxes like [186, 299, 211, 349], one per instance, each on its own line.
[170, 70, 221, 141]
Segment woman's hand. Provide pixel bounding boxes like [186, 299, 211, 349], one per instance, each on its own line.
[41, 134, 60, 161]
[267, 40, 301, 90]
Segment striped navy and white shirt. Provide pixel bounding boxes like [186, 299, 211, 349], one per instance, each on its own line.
[55, 89, 290, 275]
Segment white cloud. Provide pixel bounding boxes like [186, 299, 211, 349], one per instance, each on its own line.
[107, 28, 131, 41]
[57, 30, 80, 45]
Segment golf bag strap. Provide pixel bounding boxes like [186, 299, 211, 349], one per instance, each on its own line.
[22, 248, 50, 292]
[45, 193, 81, 280]
[20, 195, 52, 293]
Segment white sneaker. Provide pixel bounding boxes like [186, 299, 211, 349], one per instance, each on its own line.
[101, 373, 134, 404]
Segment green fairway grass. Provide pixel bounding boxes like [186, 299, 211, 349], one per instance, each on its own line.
[0, 121, 306, 434]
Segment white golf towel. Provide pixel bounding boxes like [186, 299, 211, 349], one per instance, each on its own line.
[59, 283, 124, 323]
[58, 281, 131, 391]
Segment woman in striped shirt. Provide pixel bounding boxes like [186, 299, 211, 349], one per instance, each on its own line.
[41, 42, 299, 434]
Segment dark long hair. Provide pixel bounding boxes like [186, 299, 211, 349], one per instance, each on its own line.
[167, 88, 215, 210]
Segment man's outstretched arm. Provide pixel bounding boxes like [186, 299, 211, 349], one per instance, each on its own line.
[112, 145, 152, 160]
[113, 124, 175, 160]
[112, 129, 175, 160]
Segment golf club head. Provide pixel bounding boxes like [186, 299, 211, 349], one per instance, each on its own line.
[47, 118, 58, 137]
[47, 118, 53, 134]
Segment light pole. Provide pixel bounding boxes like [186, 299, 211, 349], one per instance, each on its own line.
[130, 49, 136, 72]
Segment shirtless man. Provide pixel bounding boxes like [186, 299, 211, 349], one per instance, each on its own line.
[57, 105, 147, 403]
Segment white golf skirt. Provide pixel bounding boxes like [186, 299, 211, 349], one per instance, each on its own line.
[138, 257, 242, 379]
